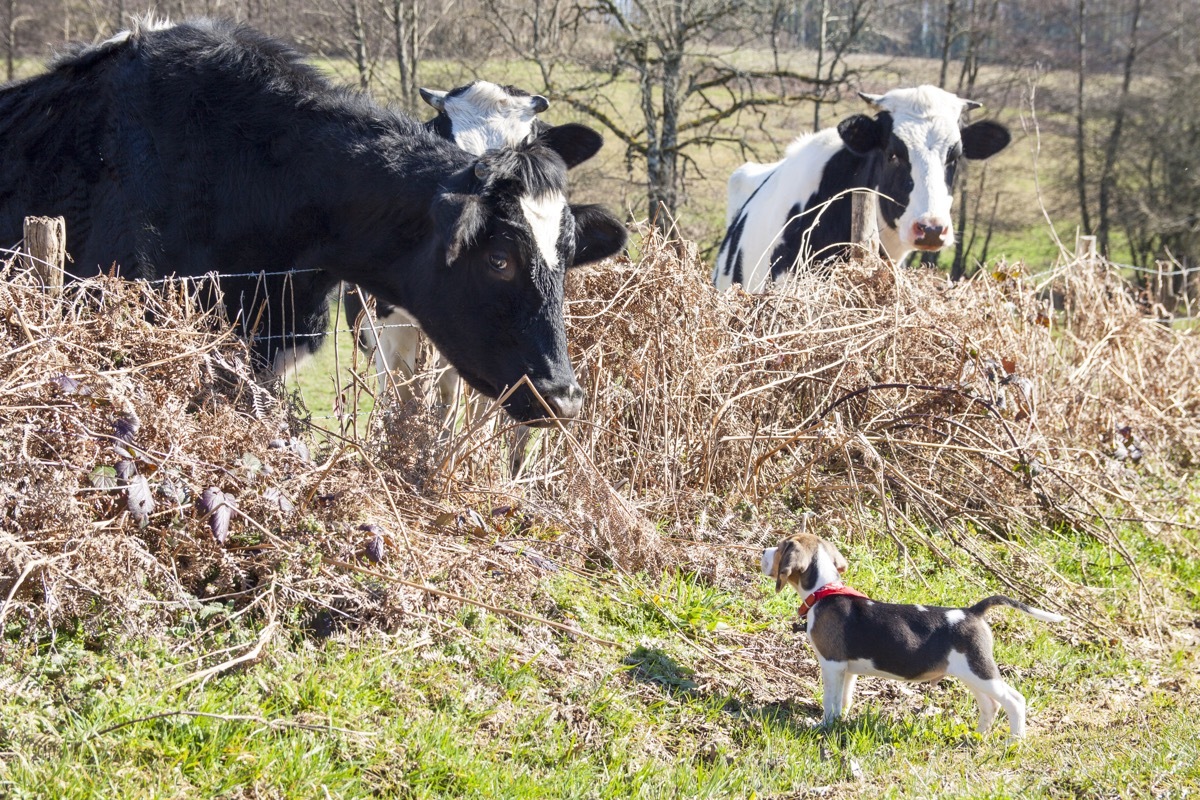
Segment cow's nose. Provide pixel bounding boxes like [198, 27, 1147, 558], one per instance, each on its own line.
[543, 383, 584, 420]
[913, 221, 947, 242]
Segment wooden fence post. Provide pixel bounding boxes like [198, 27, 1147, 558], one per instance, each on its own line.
[22, 216, 66, 297]
[850, 191, 880, 260]
[1075, 234, 1097, 267]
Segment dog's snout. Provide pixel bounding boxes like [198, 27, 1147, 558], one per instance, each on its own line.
[761, 547, 777, 577]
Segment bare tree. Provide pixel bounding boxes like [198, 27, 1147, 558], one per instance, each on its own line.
[1093, 0, 1142, 257]
[478, 0, 833, 233]
[810, 0, 874, 129]
[1073, 0, 1092, 236]
[3, 0, 31, 82]
[383, 0, 420, 108]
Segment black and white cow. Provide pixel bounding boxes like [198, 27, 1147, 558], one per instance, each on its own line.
[0, 19, 627, 424]
[422, 81, 552, 154]
[714, 85, 1011, 291]
[345, 80, 557, 404]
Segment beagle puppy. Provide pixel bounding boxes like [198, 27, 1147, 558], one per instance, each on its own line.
[761, 533, 1064, 739]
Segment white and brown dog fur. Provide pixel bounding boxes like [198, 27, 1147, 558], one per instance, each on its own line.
[761, 533, 1064, 739]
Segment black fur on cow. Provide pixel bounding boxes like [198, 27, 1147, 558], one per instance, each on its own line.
[0, 19, 627, 424]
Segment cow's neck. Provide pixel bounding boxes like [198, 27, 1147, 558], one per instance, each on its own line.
[875, 212, 908, 264]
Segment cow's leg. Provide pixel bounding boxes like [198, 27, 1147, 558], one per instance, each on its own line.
[374, 310, 422, 403]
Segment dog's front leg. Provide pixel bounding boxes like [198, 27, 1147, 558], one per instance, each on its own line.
[819, 658, 848, 725]
[841, 673, 858, 714]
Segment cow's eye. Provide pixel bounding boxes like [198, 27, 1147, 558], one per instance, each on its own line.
[888, 151, 901, 164]
[488, 252, 511, 274]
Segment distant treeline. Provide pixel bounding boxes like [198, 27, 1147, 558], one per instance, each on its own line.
[3, 0, 1198, 272]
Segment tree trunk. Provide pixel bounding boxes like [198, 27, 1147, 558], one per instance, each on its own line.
[654, 50, 681, 228]
[350, 0, 370, 91]
[390, 0, 418, 109]
[938, 0, 957, 88]
[813, 0, 829, 129]
[4, 0, 15, 83]
[1096, 0, 1143, 257]
[1075, 0, 1092, 235]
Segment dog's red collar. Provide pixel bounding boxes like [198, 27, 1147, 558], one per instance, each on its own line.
[799, 582, 870, 617]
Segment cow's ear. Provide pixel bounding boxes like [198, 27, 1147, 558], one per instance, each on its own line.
[539, 123, 604, 169]
[433, 191, 488, 264]
[569, 204, 627, 267]
[961, 120, 1011, 160]
[419, 88, 446, 111]
[530, 95, 550, 114]
[837, 114, 884, 156]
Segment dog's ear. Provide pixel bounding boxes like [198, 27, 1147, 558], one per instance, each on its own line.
[774, 539, 804, 593]
[822, 540, 849, 574]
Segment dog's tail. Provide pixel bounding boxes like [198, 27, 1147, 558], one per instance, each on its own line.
[968, 595, 1066, 623]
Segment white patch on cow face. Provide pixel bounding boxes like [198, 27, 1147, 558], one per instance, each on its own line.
[444, 82, 544, 155]
[872, 85, 970, 256]
[520, 192, 567, 270]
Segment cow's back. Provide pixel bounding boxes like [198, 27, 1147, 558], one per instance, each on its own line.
[0, 38, 136, 271]
[0, 19, 418, 281]
[714, 128, 849, 292]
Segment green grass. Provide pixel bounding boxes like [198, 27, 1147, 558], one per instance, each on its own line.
[283, 301, 378, 432]
[4, 516, 1198, 798]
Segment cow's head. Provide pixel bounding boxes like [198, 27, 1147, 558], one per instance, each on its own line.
[836, 85, 1010, 260]
[421, 81, 551, 155]
[411, 123, 626, 425]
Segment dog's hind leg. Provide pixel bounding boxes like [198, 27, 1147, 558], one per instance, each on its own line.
[966, 685, 1000, 734]
[959, 673, 1026, 739]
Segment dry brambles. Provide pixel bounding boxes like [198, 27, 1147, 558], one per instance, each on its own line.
[0, 225, 1197, 645]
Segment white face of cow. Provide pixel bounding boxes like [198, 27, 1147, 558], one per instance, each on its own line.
[843, 86, 1011, 261]
[421, 81, 550, 156]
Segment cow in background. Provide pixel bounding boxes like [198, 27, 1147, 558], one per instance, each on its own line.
[714, 86, 1011, 292]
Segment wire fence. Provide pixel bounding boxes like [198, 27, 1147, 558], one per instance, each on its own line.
[4, 242, 1198, 350]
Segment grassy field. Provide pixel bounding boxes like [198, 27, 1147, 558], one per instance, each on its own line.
[3, 512, 1197, 798]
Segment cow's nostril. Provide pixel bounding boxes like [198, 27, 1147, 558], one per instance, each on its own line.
[544, 384, 584, 419]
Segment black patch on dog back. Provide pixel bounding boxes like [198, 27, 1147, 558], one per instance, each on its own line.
[810, 598, 998, 682]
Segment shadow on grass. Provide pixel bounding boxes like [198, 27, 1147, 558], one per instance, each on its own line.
[622, 645, 699, 694]
[622, 646, 938, 750]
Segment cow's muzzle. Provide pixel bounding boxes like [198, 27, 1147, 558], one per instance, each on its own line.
[912, 220, 949, 250]
[507, 380, 584, 426]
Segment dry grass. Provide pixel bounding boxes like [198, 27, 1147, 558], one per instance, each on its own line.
[1, 228, 1197, 649]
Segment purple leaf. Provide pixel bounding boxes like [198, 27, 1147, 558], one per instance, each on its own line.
[125, 474, 155, 524]
[199, 487, 235, 545]
[263, 487, 295, 515]
[364, 534, 385, 564]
